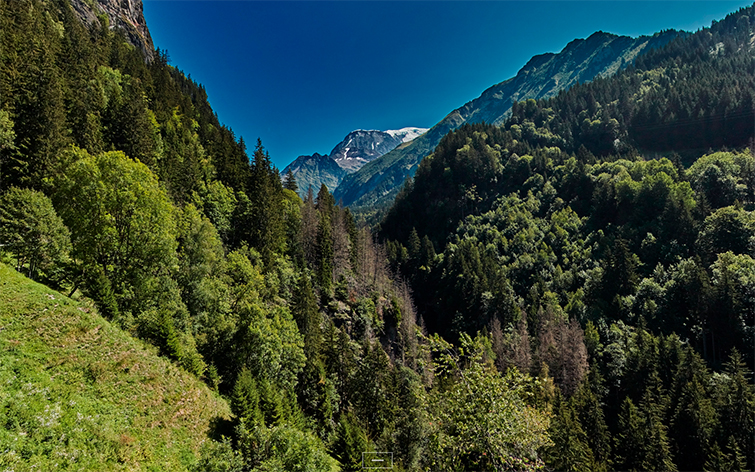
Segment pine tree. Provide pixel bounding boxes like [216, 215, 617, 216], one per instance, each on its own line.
[638, 373, 676, 472]
[615, 397, 644, 472]
[545, 391, 595, 472]
[712, 348, 755, 470]
[231, 367, 263, 424]
[670, 347, 718, 471]
[292, 273, 321, 353]
[283, 168, 298, 193]
[316, 208, 334, 297]
[333, 411, 370, 471]
[572, 366, 613, 472]
[243, 139, 284, 267]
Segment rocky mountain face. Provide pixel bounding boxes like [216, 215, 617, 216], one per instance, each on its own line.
[284, 153, 346, 197]
[334, 30, 683, 209]
[70, 0, 154, 61]
[283, 127, 427, 197]
[330, 130, 405, 173]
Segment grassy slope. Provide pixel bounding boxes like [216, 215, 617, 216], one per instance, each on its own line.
[0, 263, 230, 471]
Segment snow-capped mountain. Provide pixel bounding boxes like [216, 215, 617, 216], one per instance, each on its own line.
[330, 128, 428, 173]
[282, 127, 427, 197]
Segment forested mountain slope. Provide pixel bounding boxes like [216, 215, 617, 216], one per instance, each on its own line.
[334, 30, 682, 210]
[380, 5, 755, 471]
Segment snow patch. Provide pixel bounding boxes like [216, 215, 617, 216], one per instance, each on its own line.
[384, 127, 429, 143]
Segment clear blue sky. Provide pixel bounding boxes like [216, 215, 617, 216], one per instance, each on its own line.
[143, 1, 753, 170]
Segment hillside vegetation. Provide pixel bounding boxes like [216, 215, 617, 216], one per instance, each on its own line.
[1, 0, 754, 471]
[379, 4, 755, 471]
[0, 263, 230, 471]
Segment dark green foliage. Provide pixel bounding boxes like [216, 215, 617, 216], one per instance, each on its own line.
[545, 392, 594, 472]
[284, 168, 299, 193]
[712, 349, 755, 470]
[0, 0, 66, 189]
[316, 209, 334, 296]
[615, 383, 677, 472]
[572, 367, 613, 471]
[231, 367, 263, 424]
[229, 140, 286, 268]
[82, 263, 120, 320]
[669, 346, 718, 471]
[332, 411, 370, 471]
[0, 186, 70, 281]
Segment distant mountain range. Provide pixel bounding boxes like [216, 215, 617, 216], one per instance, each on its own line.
[330, 29, 683, 209]
[283, 127, 427, 197]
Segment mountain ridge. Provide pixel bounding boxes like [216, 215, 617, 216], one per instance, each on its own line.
[334, 29, 684, 209]
[283, 127, 427, 196]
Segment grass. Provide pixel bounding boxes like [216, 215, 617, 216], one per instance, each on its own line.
[0, 263, 230, 471]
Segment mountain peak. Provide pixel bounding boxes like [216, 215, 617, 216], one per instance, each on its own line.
[330, 129, 406, 173]
[282, 126, 427, 197]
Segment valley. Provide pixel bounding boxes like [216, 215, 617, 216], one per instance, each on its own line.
[0, 1, 753, 471]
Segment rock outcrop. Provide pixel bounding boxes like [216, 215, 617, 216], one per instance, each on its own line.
[70, 0, 154, 61]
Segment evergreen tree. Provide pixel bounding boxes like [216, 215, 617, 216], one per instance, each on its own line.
[316, 207, 334, 297]
[333, 411, 370, 472]
[670, 347, 718, 471]
[283, 168, 298, 193]
[545, 392, 594, 472]
[712, 348, 755, 470]
[246, 139, 284, 267]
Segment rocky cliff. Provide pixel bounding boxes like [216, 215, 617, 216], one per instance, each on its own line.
[330, 128, 427, 172]
[284, 153, 347, 198]
[70, 0, 154, 61]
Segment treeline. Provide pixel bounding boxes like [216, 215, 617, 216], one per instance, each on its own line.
[501, 4, 755, 159]
[379, 4, 755, 471]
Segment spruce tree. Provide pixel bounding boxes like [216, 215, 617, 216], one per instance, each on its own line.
[545, 392, 595, 472]
[283, 168, 298, 193]
[316, 208, 334, 297]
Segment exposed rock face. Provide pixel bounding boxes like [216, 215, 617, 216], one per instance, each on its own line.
[283, 128, 427, 198]
[330, 130, 403, 173]
[283, 153, 347, 198]
[334, 30, 683, 209]
[70, 0, 154, 61]
[330, 129, 429, 173]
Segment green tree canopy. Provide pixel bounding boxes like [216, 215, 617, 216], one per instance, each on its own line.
[54, 148, 178, 315]
[426, 333, 552, 472]
[0, 186, 70, 281]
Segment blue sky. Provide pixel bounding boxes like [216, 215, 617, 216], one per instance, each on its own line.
[143, 1, 753, 170]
